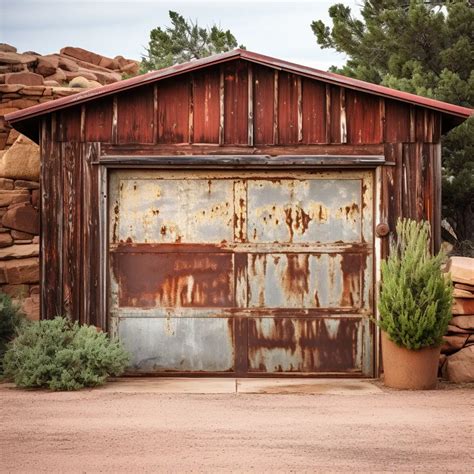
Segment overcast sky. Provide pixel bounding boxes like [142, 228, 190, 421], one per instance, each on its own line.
[0, 0, 360, 71]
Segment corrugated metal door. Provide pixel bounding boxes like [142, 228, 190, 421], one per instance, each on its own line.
[109, 169, 374, 376]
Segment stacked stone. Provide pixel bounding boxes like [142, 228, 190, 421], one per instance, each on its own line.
[0, 135, 41, 319]
[0, 43, 139, 89]
[0, 43, 135, 319]
[441, 257, 474, 383]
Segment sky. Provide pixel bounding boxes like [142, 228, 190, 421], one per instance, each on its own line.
[0, 0, 360, 71]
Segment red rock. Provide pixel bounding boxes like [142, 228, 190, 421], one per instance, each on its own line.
[0, 243, 38, 259]
[44, 80, 60, 87]
[64, 69, 97, 82]
[455, 283, 474, 292]
[447, 257, 474, 285]
[21, 293, 40, 320]
[35, 55, 59, 76]
[2, 203, 39, 235]
[98, 56, 114, 69]
[0, 44, 17, 53]
[31, 189, 39, 208]
[4, 71, 44, 86]
[0, 52, 37, 65]
[0, 134, 40, 181]
[45, 69, 67, 83]
[0, 178, 14, 190]
[2, 257, 39, 284]
[1, 284, 28, 298]
[453, 288, 474, 298]
[452, 298, 474, 315]
[20, 86, 46, 96]
[450, 315, 474, 331]
[11, 229, 34, 240]
[91, 69, 121, 84]
[60, 46, 104, 66]
[0, 190, 30, 207]
[441, 334, 473, 354]
[121, 62, 139, 75]
[0, 233, 12, 247]
[14, 180, 39, 190]
[55, 54, 79, 72]
[442, 346, 474, 383]
[0, 84, 23, 93]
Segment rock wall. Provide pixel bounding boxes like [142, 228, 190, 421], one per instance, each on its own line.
[440, 257, 474, 383]
[0, 44, 137, 320]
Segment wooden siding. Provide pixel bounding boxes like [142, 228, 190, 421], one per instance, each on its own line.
[39, 57, 443, 324]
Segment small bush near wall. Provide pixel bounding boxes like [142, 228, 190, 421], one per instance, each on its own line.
[3, 317, 129, 390]
[0, 292, 26, 375]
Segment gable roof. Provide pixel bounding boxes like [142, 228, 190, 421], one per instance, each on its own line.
[5, 49, 472, 133]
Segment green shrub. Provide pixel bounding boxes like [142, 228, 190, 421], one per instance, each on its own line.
[377, 218, 453, 350]
[0, 292, 26, 374]
[3, 317, 129, 390]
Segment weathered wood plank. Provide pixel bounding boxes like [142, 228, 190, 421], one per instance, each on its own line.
[223, 60, 248, 145]
[193, 67, 220, 144]
[117, 85, 154, 143]
[253, 65, 275, 145]
[101, 143, 385, 156]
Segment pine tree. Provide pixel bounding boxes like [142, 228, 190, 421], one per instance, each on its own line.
[377, 219, 452, 349]
[141, 11, 244, 72]
[312, 1, 474, 246]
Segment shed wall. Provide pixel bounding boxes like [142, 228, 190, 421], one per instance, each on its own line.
[40, 59, 442, 331]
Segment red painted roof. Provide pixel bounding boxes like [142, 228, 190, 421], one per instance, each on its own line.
[5, 49, 473, 125]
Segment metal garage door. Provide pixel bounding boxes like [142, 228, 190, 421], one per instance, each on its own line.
[108, 169, 374, 376]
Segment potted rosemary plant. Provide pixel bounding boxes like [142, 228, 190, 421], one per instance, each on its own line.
[377, 218, 452, 389]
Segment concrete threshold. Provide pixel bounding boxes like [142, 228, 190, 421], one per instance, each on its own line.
[100, 377, 383, 395]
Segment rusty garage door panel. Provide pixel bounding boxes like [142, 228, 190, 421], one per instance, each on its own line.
[108, 170, 374, 376]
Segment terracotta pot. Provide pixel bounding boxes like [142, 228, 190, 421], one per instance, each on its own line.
[381, 332, 440, 390]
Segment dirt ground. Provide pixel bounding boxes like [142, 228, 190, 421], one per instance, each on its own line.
[0, 379, 472, 473]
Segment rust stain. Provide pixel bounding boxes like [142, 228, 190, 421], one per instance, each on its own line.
[112, 248, 233, 308]
[282, 254, 310, 304]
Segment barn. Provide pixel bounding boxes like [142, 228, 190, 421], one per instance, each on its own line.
[5, 49, 472, 377]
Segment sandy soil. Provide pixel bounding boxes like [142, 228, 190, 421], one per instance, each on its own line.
[0, 382, 472, 472]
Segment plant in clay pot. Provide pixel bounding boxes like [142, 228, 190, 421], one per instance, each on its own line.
[377, 218, 452, 389]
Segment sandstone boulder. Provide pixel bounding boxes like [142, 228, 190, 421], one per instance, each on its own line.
[0, 134, 40, 181]
[69, 76, 91, 88]
[121, 61, 139, 75]
[455, 283, 474, 292]
[14, 180, 39, 190]
[442, 345, 474, 383]
[2, 203, 39, 235]
[4, 71, 44, 86]
[0, 233, 12, 247]
[0, 84, 23, 93]
[1, 284, 28, 298]
[447, 257, 474, 285]
[0, 44, 17, 53]
[441, 334, 473, 354]
[0, 52, 37, 65]
[92, 69, 122, 84]
[0, 243, 39, 259]
[45, 69, 67, 83]
[60, 46, 104, 66]
[36, 55, 59, 76]
[450, 315, 474, 331]
[452, 298, 474, 315]
[44, 80, 60, 87]
[65, 69, 98, 82]
[0, 190, 30, 207]
[11, 230, 34, 240]
[21, 293, 40, 320]
[0, 178, 14, 190]
[2, 257, 39, 284]
[55, 54, 79, 72]
[453, 288, 474, 298]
